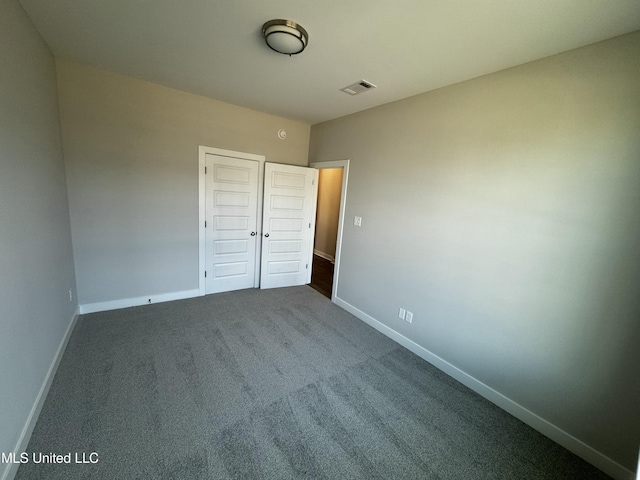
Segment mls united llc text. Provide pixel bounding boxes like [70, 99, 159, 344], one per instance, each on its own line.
[1, 452, 99, 464]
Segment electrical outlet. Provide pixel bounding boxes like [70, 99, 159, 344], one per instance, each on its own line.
[69, 289, 73, 302]
[398, 307, 406, 320]
[353, 216, 362, 227]
[405, 311, 413, 323]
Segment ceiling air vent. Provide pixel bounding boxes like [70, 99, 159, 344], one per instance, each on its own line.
[340, 80, 377, 96]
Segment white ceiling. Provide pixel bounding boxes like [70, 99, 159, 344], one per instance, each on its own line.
[19, 0, 640, 125]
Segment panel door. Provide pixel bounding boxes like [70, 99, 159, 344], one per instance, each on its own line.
[205, 154, 259, 294]
[260, 162, 318, 289]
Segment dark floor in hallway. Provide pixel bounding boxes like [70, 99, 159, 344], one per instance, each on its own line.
[309, 254, 334, 298]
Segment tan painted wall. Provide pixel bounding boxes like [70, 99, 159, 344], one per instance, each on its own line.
[314, 168, 343, 259]
[310, 31, 640, 471]
[0, 0, 77, 474]
[56, 59, 310, 304]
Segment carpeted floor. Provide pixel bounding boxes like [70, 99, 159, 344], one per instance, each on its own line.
[17, 286, 611, 479]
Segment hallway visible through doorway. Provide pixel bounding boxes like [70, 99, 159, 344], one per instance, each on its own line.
[309, 167, 343, 299]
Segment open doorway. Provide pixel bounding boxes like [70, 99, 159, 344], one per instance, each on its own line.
[309, 160, 349, 301]
[310, 168, 342, 297]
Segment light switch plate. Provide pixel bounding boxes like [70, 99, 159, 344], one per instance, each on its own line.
[354, 216, 362, 227]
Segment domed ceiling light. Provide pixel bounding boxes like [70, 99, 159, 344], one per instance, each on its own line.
[262, 19, 309, 56]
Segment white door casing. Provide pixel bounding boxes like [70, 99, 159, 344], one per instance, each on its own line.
[260, 162, 318, 289]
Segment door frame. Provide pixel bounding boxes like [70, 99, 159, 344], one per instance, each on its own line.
[198, 146, 265, 296]
[309, 159, 350, 302]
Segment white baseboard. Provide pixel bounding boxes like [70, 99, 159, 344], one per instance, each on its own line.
[333, 296, 634, 480]
[313, 249, 335, 263]
[1, 306, 80, 480]
[79, 289, 201, 314]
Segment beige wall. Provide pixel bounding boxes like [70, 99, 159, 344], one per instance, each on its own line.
[314, 168, 344, 259]
[0, 0, 77, 474]
[310, 31, 640, 472]
[56, 59, 310, 304]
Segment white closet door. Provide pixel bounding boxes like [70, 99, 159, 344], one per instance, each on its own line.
[205, 154, 259, 294]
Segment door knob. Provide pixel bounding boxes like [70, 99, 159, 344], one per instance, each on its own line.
[264, 233, 270, 237]
[250, 232, 256, 236]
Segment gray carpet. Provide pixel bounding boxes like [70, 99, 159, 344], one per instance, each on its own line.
[17, 286, 611, 479]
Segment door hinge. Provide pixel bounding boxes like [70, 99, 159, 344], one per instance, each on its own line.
[306, 264, 308, 269]
[205, 166, 207, 174]
[205, 221, 207, 228]
[205, 271, 207, 278]
[309, 223, 311, 228]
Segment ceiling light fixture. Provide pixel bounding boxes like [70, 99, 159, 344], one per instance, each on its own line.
[262, 19, 308, 56]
